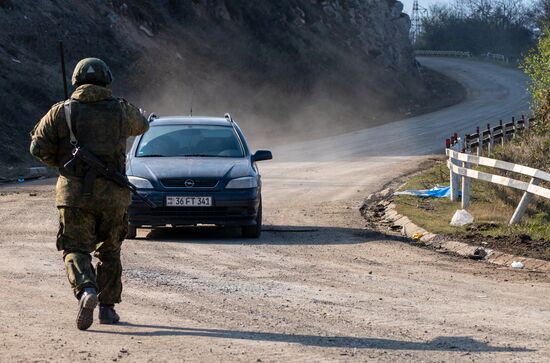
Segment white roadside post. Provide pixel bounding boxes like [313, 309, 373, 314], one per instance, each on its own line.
[447, 147, 471, 209]
[461, 160, 471, 209]
[510, 178, 540, 224]
[446, 139, 460, 202]
[455, 135, 464, 187]
[449, 162, 459, 202]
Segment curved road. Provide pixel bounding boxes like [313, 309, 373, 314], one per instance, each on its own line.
[273, 57, 530, 160]
[1, 58, 548, 362]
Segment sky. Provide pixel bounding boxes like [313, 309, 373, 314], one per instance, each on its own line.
[400, 0, 535, 15]
[400, 0, 447, 14]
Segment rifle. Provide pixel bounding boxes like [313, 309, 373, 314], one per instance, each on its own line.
[58, 44, 155, 209]
[59, 41, 69, 99]
[64, 147, 157, 209]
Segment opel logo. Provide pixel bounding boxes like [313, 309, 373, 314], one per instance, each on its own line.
[184, 179, 195, 187]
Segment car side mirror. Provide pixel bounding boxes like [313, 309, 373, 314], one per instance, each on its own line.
[252, 150, 273, 162]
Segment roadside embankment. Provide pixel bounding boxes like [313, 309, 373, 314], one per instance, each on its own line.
[361, 161, 550, 268]
[0, 165, 56, 184]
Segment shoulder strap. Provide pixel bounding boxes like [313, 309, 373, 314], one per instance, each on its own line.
[63, 100, 78, 146]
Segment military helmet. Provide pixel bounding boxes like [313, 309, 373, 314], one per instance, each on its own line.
[71, 58, 113, 87]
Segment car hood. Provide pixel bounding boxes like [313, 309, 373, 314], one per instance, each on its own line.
[128, 157, 252, 181]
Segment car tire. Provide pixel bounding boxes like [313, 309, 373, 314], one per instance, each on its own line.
[242, 202, 262, 239]
[127, 224, 137, 239]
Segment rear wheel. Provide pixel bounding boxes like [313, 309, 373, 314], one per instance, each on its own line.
[126, 224, 137, 239]
[242, 202, 262, 239]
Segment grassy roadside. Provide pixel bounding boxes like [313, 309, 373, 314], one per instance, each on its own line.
[398, 32, 550, 259]
[394, 162, 550, 260]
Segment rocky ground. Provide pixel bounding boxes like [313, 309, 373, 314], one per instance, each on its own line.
[1, 155, 550, 362]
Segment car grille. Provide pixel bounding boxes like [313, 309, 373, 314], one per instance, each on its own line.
[160, 178, 219, 188]
[146, 207, 252, 218]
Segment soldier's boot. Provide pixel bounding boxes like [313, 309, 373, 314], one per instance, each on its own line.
[99, 304, 120, 324]
[76, 288, 98, 330]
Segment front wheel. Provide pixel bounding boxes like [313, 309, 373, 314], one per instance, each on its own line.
[126, 224, 137, 239]
[242, 202, 262, 239]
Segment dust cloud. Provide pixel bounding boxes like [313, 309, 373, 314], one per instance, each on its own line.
[125, 54, 414, 152]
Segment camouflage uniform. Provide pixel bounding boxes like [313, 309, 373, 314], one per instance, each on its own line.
[30, 84, 149, 304]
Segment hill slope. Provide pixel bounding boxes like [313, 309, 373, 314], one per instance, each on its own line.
[0, 0, 444, 168]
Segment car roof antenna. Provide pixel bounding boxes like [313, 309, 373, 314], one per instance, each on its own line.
[189, 86, 195, 117]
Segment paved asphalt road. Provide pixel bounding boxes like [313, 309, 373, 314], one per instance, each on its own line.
[273, 57, 530, 161]
[2, 58, 547, 363]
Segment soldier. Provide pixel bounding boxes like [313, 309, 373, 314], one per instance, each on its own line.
[30, 58, 149, 330]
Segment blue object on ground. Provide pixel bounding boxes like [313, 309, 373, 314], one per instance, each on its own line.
[394, 186, 451, 198]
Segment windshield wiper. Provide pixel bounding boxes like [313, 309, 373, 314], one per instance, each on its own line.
[138, 154, 166, 157]
[178, 154, 213, 157]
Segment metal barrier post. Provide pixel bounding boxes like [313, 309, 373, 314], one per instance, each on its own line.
[450, 163, 459, 202]
[487, 123, 493, 156]
[447, 143, 460, 202]
[510, 178, 540, 224]
[476, 126, 483, 156]
[500, 120, 505, 147]
[461, 161, 471, 209]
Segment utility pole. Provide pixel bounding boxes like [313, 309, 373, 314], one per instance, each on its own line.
[410, 0, 428, 45]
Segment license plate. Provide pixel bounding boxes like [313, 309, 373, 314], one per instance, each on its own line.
[166, 196, 212, 207]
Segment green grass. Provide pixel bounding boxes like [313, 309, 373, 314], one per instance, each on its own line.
[394, 163, 550, 241]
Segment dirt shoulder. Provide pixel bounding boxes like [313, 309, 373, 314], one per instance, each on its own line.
[373, 161, 550, 261]
[2, 157, 550, 362]
[0, 57, 541, 361]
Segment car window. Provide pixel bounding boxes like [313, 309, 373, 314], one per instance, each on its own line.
[136, 125, 245, 158]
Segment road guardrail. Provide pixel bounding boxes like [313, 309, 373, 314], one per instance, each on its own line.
[446, 149, 550, 224]
[444, 115, 547, 224]
[416, 50, 509, 64]
[415, 50, 472, 57]
[460, 115, 529, 156]
[483, 52, 508, 63]
[445, 115, 531, 157]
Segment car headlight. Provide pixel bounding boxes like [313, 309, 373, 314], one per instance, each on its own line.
[128, 176, 154, 190]
[225, 177, 258, 189]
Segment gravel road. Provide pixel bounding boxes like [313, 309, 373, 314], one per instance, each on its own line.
[2, 58, 548, 363]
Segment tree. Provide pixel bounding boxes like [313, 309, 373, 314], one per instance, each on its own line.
[532, 0, 550, 27]
[521, 29, 550, 134]
[417, 0, 534, 60]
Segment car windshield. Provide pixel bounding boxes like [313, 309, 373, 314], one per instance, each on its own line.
[136, 125, 245, 158]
